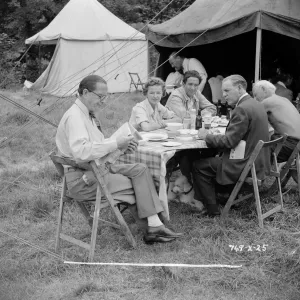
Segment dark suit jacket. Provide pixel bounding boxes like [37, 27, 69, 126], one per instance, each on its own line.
[205, 95, 270, 185]
[274, 83, 293, 102]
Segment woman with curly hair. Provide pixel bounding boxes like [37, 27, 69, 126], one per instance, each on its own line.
[129, 77, 181, 131]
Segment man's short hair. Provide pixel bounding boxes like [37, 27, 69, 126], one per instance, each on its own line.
[143, 77, 165, 96]
[223, 75, 247, 90]
[253, 80, 276, 95]
[78, 75, 107, 95]
[182, 70, 201, 84]
[169, 51, 183, 59]
[277, 72, 293, 84]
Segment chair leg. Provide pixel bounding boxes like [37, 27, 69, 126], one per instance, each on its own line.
[55, 177, 66, 253]
[90, 161, 137, 248]
[221, 180, 245, 219]
[274, 157, 284, 209]
[89, 185, 102, 262]
[251, 166, 263, 228]
[104, 191, 136, 248]
[76, 202, 93, 227]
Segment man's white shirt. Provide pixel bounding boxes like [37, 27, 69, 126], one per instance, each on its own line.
[56, 98, 117, 162]
[182, 58, 207, 77]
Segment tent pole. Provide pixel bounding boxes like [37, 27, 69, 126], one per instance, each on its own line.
[254, 28, 262, 82]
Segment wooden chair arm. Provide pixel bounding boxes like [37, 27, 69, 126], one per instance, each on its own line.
[49, 151, 109, 177]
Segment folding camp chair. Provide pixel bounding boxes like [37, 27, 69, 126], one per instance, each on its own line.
[266, 139, 300, 204]
[49, 152, 136, 262]
[221, 135, 287, 228]
[128, 72, 144, 91]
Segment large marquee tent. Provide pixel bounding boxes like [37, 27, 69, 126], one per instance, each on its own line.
[147, 0, 300, 87]
[25, 0, 148, 96]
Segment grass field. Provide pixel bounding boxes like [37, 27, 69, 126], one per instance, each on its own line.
[0, 88, 300, 300]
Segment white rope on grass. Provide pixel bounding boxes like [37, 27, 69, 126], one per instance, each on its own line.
[64, 261, 243, 268]
[0, 229, 243, 269]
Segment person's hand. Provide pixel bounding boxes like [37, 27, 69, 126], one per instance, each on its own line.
[82, 171, 97, 186]
[158, 120, 167, 128]
[198, 128, 208, 140]
[116, 135, 134, 151]
[124, 138, 138, 154]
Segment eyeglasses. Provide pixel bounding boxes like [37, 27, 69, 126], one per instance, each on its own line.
[86, 89, 107, 102]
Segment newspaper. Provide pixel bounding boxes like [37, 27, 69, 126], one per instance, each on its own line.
[229, 140, 246, 159]
[98, 122, 142, 166]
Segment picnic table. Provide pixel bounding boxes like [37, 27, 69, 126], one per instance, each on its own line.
[116, 129, 210, 219]
[117, 123, 274, 220]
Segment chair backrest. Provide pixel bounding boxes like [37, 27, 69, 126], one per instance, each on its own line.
[235, 134, 287, 184]
[247, 134, 287, 167]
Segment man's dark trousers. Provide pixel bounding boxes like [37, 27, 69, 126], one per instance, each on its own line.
[193, 157, 222, 215]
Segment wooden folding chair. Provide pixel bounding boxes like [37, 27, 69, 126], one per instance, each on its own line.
[221, 135, 287, 228]
[266, 139, 300, 204]
[49, 152, 136, 262]
[128, 72, 144, 91]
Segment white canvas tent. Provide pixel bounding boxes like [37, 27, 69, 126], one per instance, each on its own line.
[25, 0, 148, 96]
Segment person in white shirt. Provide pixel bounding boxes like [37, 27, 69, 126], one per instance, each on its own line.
[165, 71, 183, 94]
[56, 75, 183, 244]
[208, 74, 224, 104]
[168, 52, 213, 102]
[129, 77, 181, 131]
[253, 80, 300, 162]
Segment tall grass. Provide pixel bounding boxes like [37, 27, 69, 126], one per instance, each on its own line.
[0, 88, 299, 300]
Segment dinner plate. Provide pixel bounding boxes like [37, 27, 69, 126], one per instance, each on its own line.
[218, 121, 229, 127]
[161, 141, 182, 147]
[142, 133, 168, 141]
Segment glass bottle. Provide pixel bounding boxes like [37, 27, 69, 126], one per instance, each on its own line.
[195, 110, 202, 130]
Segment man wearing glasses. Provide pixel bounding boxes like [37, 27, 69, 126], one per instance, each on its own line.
[56, 75, 183, 244]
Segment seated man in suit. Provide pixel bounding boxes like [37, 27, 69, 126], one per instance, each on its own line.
[274, 72, 293, 102]
[169, 52, 213, 102]
[253, 80, 300, 162]
[56, 75, 183, 244]
[193, 75, 270, 217]
[166, 70, 216, 121]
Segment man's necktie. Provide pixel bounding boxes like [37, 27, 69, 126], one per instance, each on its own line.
[89, 112, 102, 132]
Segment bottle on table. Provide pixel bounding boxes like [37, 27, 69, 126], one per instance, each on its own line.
[217, 100, 222, 117]
[195, 109, 202, 130]
[190, 109, 196, 130]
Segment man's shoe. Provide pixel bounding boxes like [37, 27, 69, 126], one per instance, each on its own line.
[147, 225, 184, 239]
[143, 235, 176, 245]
